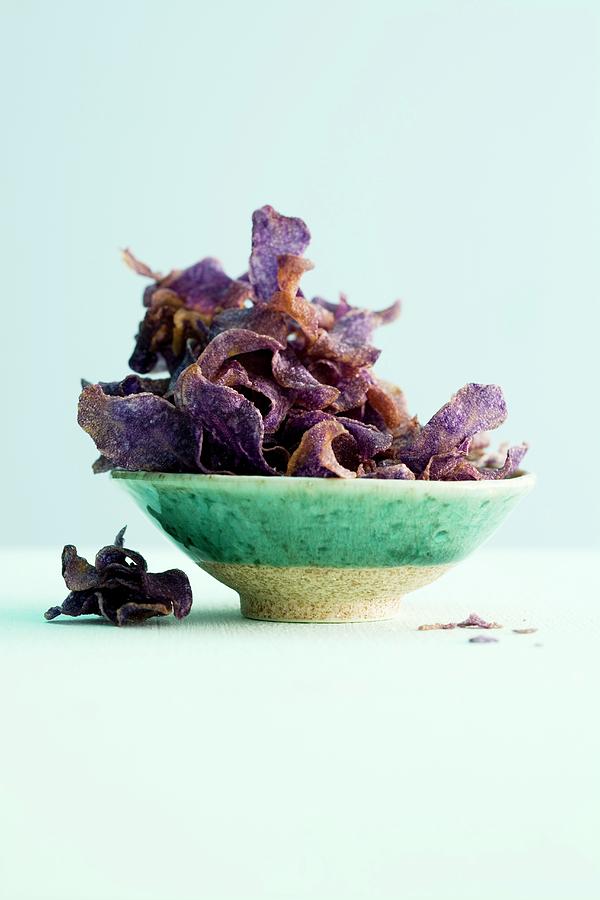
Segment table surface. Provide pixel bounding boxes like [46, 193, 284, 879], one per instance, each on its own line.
[1, 546, 599, 900]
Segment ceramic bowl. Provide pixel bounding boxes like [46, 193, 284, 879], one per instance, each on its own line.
[112, 471, 534, 623]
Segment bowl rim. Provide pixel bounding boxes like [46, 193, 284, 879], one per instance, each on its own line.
[112, 469, 535, 494]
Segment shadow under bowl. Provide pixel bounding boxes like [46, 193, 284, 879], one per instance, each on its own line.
[112, 471, 535, 623]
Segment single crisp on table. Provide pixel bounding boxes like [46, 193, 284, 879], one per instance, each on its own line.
[78, 205, 528, 480]
[44, 527, 193, 626]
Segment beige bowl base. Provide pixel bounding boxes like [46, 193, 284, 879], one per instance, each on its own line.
[201, 561, 450, 623]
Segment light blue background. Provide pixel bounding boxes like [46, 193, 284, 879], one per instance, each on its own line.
[2, 0, 599, 549]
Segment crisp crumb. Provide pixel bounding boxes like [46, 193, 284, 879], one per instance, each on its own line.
[469, 635, 499, 644]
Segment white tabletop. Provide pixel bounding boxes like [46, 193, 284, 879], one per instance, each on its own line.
[1, 546, 599, 900]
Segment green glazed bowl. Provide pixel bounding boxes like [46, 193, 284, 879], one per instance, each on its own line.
[112, 470, 534, 622]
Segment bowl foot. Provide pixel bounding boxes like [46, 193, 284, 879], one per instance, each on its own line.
[201, 561, 449, 623]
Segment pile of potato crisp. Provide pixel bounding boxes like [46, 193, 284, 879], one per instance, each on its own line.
[78, 206, 526, 480]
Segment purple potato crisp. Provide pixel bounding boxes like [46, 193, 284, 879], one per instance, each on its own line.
[78, 207, 528, 480]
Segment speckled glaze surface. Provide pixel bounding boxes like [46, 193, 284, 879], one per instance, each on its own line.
[113, 471, 535, 622]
